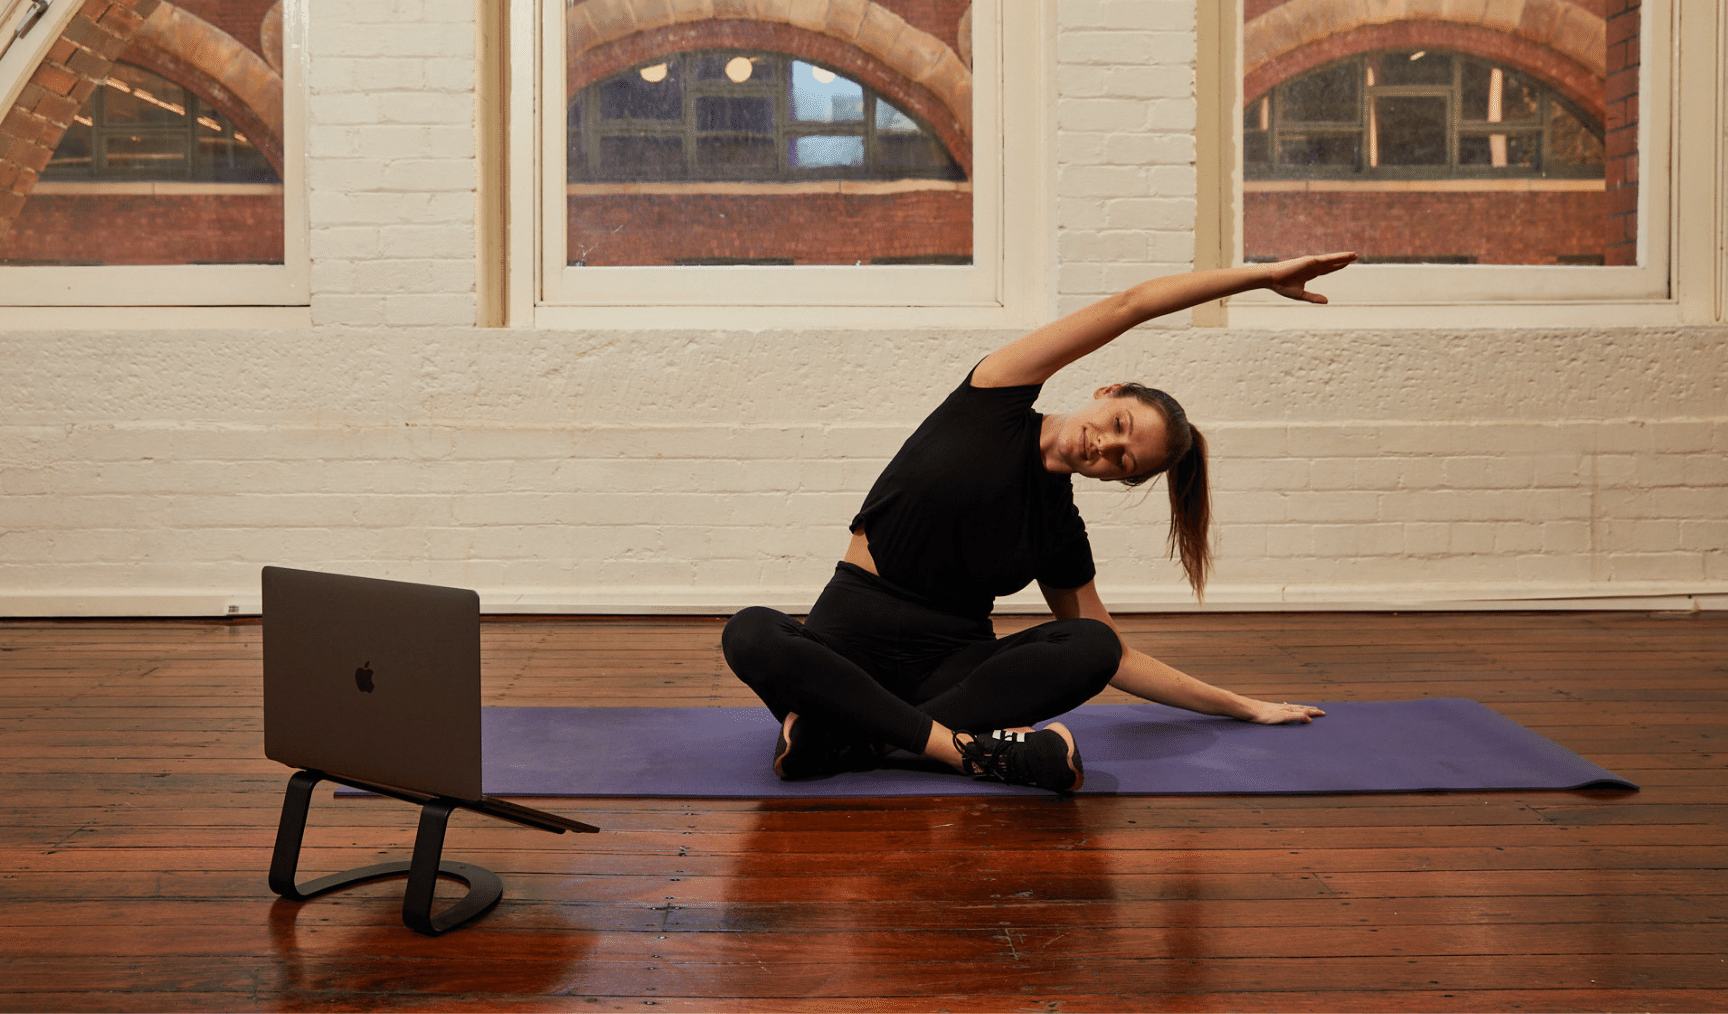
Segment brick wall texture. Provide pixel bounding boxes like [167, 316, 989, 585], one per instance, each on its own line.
[568, 190, 970, 265]
[0, 0, 1723, 616]
[1, 193, 283, 264]
[1246, 190, 1604, 264]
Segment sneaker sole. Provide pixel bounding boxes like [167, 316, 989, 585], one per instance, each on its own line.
[772, 715, 796, 779]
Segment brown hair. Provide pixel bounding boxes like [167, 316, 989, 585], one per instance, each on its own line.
[1114, 383, 1212, 601]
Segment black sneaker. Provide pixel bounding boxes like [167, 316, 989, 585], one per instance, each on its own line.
[773, 713, 887, 780]
[954, 723, 1084, 794]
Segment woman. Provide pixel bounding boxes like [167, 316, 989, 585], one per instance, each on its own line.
[722, 253, 1357, 793]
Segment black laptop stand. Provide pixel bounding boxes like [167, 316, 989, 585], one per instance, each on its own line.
[268, 768, 598, 935]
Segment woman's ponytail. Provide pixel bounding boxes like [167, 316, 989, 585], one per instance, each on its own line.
[1164, 424, 1211, 601]
[1116, 384, 1213, 601]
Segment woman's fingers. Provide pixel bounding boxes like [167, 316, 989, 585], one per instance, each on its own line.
[1268, 252, 1357, 304]
[1247, 700, 1327, 724]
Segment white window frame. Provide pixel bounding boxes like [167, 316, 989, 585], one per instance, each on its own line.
[0, 0, 309, 322]
[509, 0, 1054, 330]
[1201, 0, 1723, 328]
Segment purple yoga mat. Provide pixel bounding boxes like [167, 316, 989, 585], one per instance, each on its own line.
[338, 698, 1634, 798]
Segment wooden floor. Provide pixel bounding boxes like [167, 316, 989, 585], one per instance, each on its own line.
[2, 611, 1725, 1013]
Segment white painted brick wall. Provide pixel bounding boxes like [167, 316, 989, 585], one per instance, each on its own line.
[306, 0, 476, 327]
[1055, 2, 1198, 317]
[1, 12, 1725, 616]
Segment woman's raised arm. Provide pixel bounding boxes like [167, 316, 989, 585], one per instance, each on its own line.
[972, 252, 1357, 389]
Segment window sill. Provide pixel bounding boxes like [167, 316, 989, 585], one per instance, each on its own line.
[0, 305, 312, 328]
[1221, 297, 1698, 329]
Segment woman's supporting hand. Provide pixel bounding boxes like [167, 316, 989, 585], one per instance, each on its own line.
[1238, 698, 1328, 724]
[1261, 251, 1358, 304]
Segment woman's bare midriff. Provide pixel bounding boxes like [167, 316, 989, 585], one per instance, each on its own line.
[844, 529, 880, 576]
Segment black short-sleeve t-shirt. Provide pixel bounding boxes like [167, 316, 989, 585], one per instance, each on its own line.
[848, 370, 1096, 620]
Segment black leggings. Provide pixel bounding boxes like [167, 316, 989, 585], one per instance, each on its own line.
[721, 563, 1121, 753]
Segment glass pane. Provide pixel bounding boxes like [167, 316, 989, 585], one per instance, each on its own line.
[597, 135, 684, 178]
[1462, 63, 1542, 123]
[1277, 133, 1360, 168]
[1373, 96, 1448, 165]
[790, 135, 863, 168]
[102, 67, 187, 127]
[599, 63, 682, 120]
[1242, 131, 1270, 165]
[1458, 132, 1540, 167]
[696, 95, 772, 133]
[694, 135, 775, 173]
[1548, 103, 1604, 167]
[1370, 50, 1453, 86]
[101, 131, 189, 177]
[875, 98, 919, 133]
[877, 134, 964, 178]
[790, 61, 863, 122]
[196, 114, 277, 183]
[1281, 63, 1357, 122]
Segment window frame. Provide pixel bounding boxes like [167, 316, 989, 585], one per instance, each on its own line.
[1201, 0, 1722, 328]
[513, 0, 1055, 330]
[0, 0, 308, 312]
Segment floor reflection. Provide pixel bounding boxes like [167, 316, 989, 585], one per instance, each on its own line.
[264, 869, 592, 1007]
[711, 794, 1129, 1001]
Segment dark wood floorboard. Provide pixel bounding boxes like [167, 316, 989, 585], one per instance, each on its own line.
[1, 611, 1725, 1012]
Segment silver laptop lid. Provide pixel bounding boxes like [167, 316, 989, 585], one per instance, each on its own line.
[263, 566, 482, 801]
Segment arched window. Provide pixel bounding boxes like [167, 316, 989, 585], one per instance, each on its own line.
[569, 50, 965, 183]
[1243, 50, 1603, 180]
[42, 62, 279, 184]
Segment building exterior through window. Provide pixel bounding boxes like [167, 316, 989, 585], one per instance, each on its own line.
[0, 0, 287, 270]
[566, 24, 973, 269]
[1240, 0, 1633, 267]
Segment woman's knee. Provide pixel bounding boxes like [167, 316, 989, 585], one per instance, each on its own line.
[721, 606, 790, 664]
[1058, 617, 1123, 686]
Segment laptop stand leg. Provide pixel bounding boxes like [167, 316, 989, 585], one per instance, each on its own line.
[402, 798, 503, 935]
[268, 770, 502, 936]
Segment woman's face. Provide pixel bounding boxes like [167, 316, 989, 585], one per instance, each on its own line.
[1053, 388, 1171, 481]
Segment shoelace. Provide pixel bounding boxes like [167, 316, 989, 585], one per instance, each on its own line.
[954, 729, 1029, 782]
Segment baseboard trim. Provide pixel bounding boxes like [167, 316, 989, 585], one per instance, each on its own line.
[4, 584, 1724, 618]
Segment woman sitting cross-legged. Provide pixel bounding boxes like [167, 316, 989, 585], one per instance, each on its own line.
[722, 253, 1356, 794]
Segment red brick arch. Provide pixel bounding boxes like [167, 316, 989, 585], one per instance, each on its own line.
[0, 0, 161, 241]
[124, 2, 284, 172]
[566, 0, 972, 175]
[1243, 22, 1606, 126]
[1243, 0, 1607, 122]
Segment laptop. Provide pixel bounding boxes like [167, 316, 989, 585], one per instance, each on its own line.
[262, 566, 486, 801]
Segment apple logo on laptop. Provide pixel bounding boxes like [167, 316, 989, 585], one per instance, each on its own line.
[355, 661, 375, 693]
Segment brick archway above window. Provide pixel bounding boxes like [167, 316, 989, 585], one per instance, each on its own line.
[567, 0, 972, 173]
[1244, 0, 1607, 125]
[127, 2, 284, 171]
[1246, 0, 1607, 78]
[260, 0, 283, 74]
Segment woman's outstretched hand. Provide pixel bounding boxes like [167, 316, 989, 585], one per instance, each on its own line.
[1263, 251, 1358, 303]
[1240, 699, 1327, 724]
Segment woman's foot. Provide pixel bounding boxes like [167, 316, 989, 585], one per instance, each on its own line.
[953, 722, 1084, 794]
[773, 713, 887, 780]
